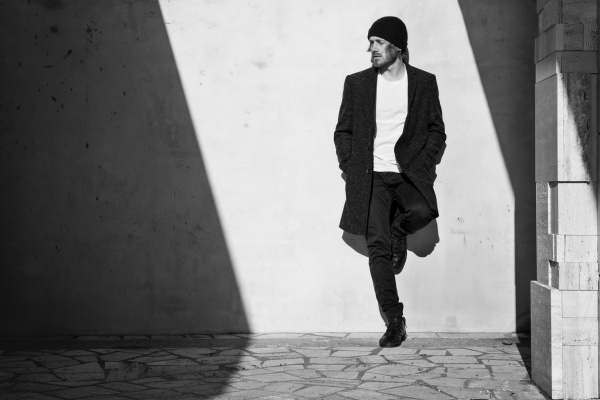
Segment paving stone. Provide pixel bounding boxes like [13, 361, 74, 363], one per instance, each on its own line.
[146, 365, 219, 377]
[423, 377, 468, 388]
[60, 350, 96, 357]
[146, 379, 208, 389]
[11, 382, 63, 392]
[307, 364, 346, 371]
[441, 363, 487, 369]
[168, 348, 215, 358]
[146, 358, 199, 366]
[343, 365, 375, 372]
[293, 385, 343, 398]
[246, 347, 290, 354]
[53, 386, 118, 399]
[286, 369, 320, 379]
[261, 382, 304, 393]
[439, 387, 494, 399]
[228, 381, 270, 390]
[395, 358, 439, 368]
[340, 388, 398, 399]
[304, 378, 359, 388]
[266, 364, 305, 372]
[98, 382, 147, 392]
[382, 385, 454, 399]
[361, 373, 416, 383]
[15, 374, 61, 383]
[333, 347, 378, 352]
[481, 360, 522, 366]
[53, 362, 104, 382]
[418, 349, 447, 356]
[322, 371, 359, 380]
[222, 361, 263, 370]
[377, 347, 417, 355]
[446, 368, 492, 379]
[99, 352, 139, 362]
[409, 332, 439, 338]
[346, 333, 381, 339]
[428, 356, 479, 364]
[130, 355, 178, 363]
[0, 356, 29, 362]
[218, 349, 250, 356]
[236, 369, 273, 376]
[293, 349, 330, 357]
[256, 334, 305, 339]
[447, 349, 483, 356]
[477, 354, 522, 360]
[122, 336, 149, 340]
[368, 364, 422, 376]
[357, 381, 411, 391]
[331, 351, 371, 357]
[262, 358, 304, 368]
[310, 357, 358, 365]
[314, 333, 348, 338]
[50, 380, 102, 387]
[212, 335, 242, 340]
[73, 356, 99, 363]
[357, 355, 387, 364]
[0, 361, 38, 368]
[261, 353, 301, 360]
[125, 388, 182, 398]
[197, 356, 259, 365]
[467, 379, 511, 390]
[466, 347, 503, 353]
[131, 377, 166, 384]
[243, 373, 303, 383]
[3, 368, 51, 374]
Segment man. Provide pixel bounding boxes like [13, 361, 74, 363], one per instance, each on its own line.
[334, 16, 445, 347]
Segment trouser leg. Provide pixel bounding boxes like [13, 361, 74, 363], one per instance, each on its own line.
[365, 173, 403, 318]
[391, 174, 434, 237]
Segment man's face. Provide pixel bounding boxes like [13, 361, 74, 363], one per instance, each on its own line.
[368, 36, 399, 68]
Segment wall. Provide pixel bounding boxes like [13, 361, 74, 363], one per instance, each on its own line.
[0, 0, 537, 335]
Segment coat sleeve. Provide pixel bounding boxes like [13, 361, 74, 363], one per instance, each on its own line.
[333, 76, 353, 173]
[419, 75, 446, 171]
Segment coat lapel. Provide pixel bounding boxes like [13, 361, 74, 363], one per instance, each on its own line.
[406, 63, 417, 111]
[364, 67, 378, 138]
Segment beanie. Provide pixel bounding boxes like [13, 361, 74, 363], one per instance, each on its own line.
[367, 16, 408, 51]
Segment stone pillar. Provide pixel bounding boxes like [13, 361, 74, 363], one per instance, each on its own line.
[532, 0, 598, 399]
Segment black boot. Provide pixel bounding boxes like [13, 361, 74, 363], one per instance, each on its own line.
[391, 232, 407, 275]
[379, 316, 407, 348]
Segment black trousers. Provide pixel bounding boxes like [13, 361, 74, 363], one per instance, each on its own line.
[365, 171, 434, 318]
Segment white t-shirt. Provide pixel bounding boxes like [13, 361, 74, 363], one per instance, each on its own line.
[373, 69, 408, 172]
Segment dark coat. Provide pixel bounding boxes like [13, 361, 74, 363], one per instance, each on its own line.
[334, 65, 446, 235]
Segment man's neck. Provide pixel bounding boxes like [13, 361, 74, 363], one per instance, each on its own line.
[378, 58, 406, 81]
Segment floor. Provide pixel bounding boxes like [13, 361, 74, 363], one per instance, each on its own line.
[0, 332, 547, 400]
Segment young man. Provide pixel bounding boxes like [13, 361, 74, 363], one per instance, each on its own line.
[334, 16, 446, 347]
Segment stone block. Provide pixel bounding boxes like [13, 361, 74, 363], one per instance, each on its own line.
[540, 0, 562, 33]
[537, 184, 551, 284]
[563, 0, 597, 26]
[563, 317, 598, 345]
[562, 51, 598, 73]
[562, 72, 596, 180]
[563, 345, 599, 399]
[535, 76, 559, 180]
[579, 262, 599, 289]
[583, 23, 597, 50]
[564, 23, 584, 50]
[562, 290, 598, 317]
[550, 261, 579, 289]
[536, 52, 597, 83]
[531, 281, 563, 399]
[535, 24, 564, 62]
[549, 182, 597, 235]
[565, 236, 598, 262]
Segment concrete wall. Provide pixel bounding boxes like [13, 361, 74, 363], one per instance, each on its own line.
[0, 0, 537, 335]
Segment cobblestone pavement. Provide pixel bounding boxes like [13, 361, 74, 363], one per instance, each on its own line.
[0, 333, 547, 399]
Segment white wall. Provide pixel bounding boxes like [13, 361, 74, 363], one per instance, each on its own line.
[158, 0, 530, 332]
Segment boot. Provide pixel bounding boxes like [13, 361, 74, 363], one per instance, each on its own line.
[391, 232, 407, 275]
[379, 316, 407, 347]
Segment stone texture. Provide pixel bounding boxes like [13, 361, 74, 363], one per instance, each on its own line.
[531, 281, 563, 398]
[563, 345, 599, 399]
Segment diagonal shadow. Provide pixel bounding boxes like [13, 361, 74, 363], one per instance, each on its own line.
[458, 0, 538, 333]
[0, 0, 248, 395]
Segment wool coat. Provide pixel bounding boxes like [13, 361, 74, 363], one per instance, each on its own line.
[334, 64, 446, 235]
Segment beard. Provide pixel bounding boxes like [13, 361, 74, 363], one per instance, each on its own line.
[371, 45, 400, 68]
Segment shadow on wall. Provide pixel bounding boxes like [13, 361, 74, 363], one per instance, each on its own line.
[0, 0, 248, 364]
[458, 0, 537, 332]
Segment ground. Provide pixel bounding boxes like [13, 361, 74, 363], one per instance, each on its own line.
[0, 332, 546, 399]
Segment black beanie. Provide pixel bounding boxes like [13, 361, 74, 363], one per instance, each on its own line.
[367, 16, 408, 51]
